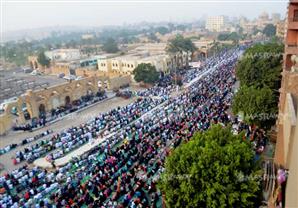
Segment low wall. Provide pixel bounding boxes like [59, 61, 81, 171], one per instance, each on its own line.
[109, 75, 131, 90]
[0, 74, 131, 135]
[50, 66, 71, 76]
[0, 114, 13, 135]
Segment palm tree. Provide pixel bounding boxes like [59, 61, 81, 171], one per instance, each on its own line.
[166, 35, 197, 70]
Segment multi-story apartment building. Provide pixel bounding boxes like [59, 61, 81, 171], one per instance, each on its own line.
[205, 16, 227, 32]
[276, 20, 286, 39]
[98, 43, 189, 75]
[266, 1, 298, 207]
[272, 13, 281, 23]
[97, 52, 188, 75]
[257, 12, 272, 29]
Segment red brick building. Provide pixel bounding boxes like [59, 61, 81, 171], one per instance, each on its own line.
[271, 0, 298, 207]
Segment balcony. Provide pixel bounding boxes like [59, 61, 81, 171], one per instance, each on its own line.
[288, 17, 298, 29]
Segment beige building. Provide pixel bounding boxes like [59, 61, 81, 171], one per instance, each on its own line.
[276, 20, 286, 39]
[272, 13, 281, 24]
[205, 16, 227, 32]
[98, 53, 188, 75]
[0, 75, 131, 135]
[98, 43, 189, 75]
[257, 12, 272, 29]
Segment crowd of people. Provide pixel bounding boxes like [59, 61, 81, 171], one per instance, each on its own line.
[0, 130, 53, 157]
[231, 118, 268, 155]
[0, 46, 268, 208]
[13, 96, 165, 164]
[12, 92, 108, 133]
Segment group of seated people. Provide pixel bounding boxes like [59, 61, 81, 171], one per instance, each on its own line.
[0, 46, 268, 207]
[0, 130, 53, 157]
[50, 91, 108, 118]
[12, 123, 43, 132]
[13, 92, 108, 133]
[14, 96, 166, 164]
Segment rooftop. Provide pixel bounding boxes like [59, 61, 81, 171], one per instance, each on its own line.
[0, 68, 67, 103]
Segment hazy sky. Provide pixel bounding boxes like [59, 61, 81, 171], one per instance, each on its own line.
[1, 0, 288, 32]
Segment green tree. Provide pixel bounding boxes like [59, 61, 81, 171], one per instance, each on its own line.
[218, 32, 242, 42]
[262, 24, 276, 37]
[236, 43, 283, 91]
[167, 35, 197, 56]
[232, 85, 278, 129]
[133, 63, 159, 84]
[166, 35, 197, 70]
[102, 38, 119, 53]
[176, 24, 187, 31]
[155, 26, 170, 35]
[159, 125, 261, 208]
[37, 51, 50, 67]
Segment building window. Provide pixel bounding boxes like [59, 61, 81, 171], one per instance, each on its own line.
[294, 10, 298, 21]
[131, 65, 134, 68]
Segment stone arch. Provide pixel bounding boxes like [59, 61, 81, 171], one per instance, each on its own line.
[103, 80, 109, 89]
[51, 97, 61, 109]
[87, 82, 97, 94]
[49, 91, 61, 109]
[65, 96, 71, 107]
[38, 103, 46, 118]
[21, 102, 31, 120]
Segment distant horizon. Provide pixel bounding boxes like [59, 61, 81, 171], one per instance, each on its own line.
[2, 0, 288, 33]
[2, 13, 286, 34]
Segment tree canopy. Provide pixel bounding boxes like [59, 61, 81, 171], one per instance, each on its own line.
[102, 38, 119, 53]
[133, 63, 159, 84]
[155, 26, 170, 35]
[262, 24, 277, 37]
[37, 51, 50, 67]
[232, 85, 278, 129]
[159, 125, 261, 208]
[234, 42, 283, 128]
[217, 32, 242, 42]
[236, 43, 283, 91]
[166, 35, 197, 55]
